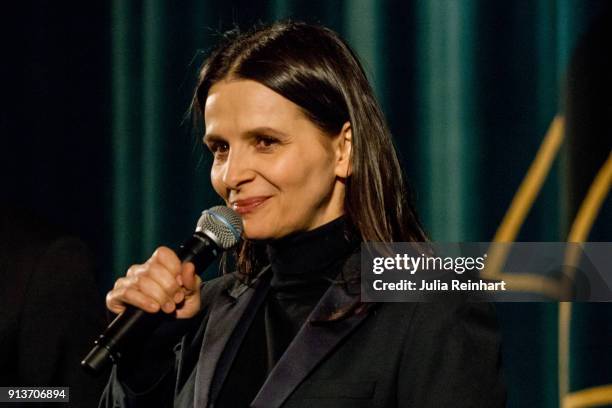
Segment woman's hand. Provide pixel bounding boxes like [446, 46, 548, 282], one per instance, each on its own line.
[106, 246, 202, 319]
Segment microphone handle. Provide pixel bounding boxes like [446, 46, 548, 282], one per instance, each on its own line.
[81, 233, 220, 374]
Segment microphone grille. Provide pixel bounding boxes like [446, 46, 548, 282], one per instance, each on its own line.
[196, 206, 243, 249]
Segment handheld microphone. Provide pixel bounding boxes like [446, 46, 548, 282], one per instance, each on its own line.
[81, 206, 243, 374]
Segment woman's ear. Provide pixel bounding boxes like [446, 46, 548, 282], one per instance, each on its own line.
[335, 121, 352, 178]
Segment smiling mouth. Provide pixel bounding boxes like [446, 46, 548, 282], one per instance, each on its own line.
[231, 196, 270, 215]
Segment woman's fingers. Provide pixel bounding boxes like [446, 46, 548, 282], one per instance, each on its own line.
[106, 285, 160, 314]
[150, 246, 182, 274]
[133, 274, 177, 313]
[106, 246, 192, 316]
[143, 262, 181, 298]
[106, 246, 202, 319]
[107, 276, 176, 314]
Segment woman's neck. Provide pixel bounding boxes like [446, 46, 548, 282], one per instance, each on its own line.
[265, 216, 358, 294]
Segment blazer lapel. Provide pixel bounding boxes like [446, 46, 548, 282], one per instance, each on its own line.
[251, 254, 371, 408]
[193, 268, 271, 408]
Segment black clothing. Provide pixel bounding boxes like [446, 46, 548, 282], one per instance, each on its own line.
[100, 219, 506, 407]
[216, 217, 357, 406]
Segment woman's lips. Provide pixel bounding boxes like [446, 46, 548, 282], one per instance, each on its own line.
[231, 196, 270, 215]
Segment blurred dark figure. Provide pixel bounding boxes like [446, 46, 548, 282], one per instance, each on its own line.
[0, 205, 108, 406]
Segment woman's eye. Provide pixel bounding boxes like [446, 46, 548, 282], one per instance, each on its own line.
[255, 135, 278, 149]
[207, 141, 229, 156]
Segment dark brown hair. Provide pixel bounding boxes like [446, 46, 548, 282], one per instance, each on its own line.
[192, 21, 426, 281]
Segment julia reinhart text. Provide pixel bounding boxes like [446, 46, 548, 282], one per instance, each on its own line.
[372, 279, 507, 291]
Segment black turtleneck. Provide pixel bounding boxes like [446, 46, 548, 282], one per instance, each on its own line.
[217, 216, 359, 407]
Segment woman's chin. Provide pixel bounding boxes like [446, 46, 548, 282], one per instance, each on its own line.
[242, 225, 275, 241]
[243, 222, 292, 241]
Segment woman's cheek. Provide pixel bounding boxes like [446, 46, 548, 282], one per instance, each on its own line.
[210, 167, 226, 200]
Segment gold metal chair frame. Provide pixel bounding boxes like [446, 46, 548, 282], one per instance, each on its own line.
[481, 115, 612, 407]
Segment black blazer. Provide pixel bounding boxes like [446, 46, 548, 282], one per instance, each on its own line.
[100, 253, 506, 407]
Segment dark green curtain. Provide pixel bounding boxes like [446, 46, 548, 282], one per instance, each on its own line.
[45, 1, 612, 407]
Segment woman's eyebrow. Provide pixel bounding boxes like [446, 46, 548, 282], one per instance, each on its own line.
[204, 127, 288, 143]
[245, 127, 288, 138]
[203, 133, 225, 144]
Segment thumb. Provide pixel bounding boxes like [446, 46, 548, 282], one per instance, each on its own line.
[180, 262, 200, 293]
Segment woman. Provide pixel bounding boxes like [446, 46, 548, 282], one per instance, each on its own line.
[101, 21, 505, 407]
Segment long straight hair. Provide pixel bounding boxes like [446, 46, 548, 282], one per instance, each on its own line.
[192, 21, 427, 281]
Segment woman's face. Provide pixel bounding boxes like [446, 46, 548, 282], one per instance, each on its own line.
[204, 79, 351, 240]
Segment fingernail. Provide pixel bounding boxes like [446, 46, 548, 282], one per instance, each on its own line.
[174, 292, 183, 303]
[164, 302, 174, 311]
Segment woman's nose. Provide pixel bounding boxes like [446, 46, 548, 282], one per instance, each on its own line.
[221, 150, 255, 189]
